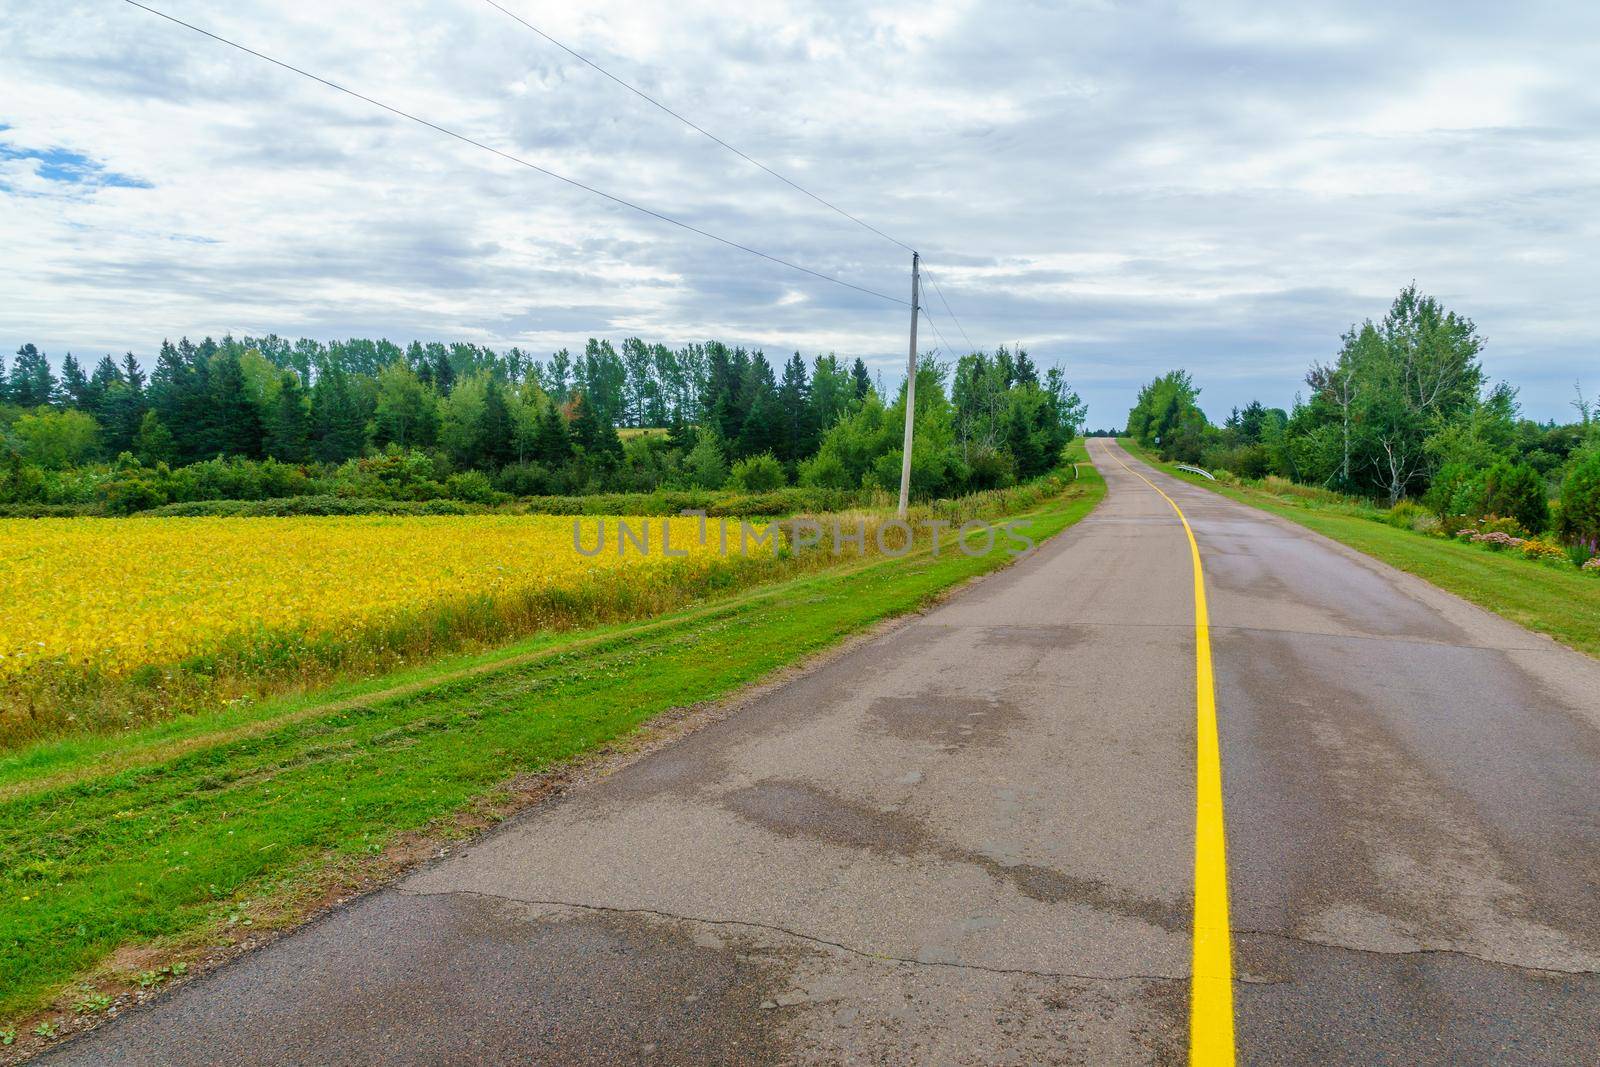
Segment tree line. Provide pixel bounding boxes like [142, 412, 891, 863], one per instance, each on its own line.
[0, 334, 1085, 510]
[1124, 284, 1600, 545]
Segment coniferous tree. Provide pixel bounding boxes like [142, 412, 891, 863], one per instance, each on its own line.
[532, 401, 572, 465]
[120, 352, 145, 394]
[478, 378, 516, 469]
[430, 345, 455, 396]
[100, 355, 146, 456]
[851, 357, 874, 401]
[88, 356, 122, 415]
[311, 362, 365, 463]
[149, 339, 205, 462]
[776, 352, 817, 464]
[205, 350, 265, 458]
[60, 354, 91, 409]
[9, 344, 56, 408]
[266, 373, 311, 462]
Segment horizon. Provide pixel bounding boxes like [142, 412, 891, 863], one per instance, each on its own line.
[6, 1, 1599, 426]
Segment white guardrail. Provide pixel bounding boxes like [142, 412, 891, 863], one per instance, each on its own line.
[1175, 464, 1216, 481]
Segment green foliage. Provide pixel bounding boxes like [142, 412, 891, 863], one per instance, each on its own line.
[6, 335, 1090, 511]
[444, 469, 500, 505]
[683, 428, 730, 489]
[1125, 370, 1208, 463]
[727, 452, 786, 492]
[1482, 460, 1550, 533]
[6, 409, 100, 469]
[145, 496, 472, 517]
[1557, 449, 1600, 543]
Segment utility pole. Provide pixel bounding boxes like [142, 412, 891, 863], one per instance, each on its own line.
[897, 251, 920, 519]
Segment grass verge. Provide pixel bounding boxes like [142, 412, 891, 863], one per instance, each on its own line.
[0, 450, 1105, 1048]
[1117, 439, 1600, 659]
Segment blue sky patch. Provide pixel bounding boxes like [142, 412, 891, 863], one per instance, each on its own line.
[0, 134, 151, 190]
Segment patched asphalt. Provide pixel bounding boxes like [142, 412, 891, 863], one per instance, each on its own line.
[44, 438, 1600, 1064]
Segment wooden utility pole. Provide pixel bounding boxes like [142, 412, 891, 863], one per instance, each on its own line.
[897, 251, 920, 519]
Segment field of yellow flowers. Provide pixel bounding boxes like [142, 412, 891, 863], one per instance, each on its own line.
[0, 514, 775, 745]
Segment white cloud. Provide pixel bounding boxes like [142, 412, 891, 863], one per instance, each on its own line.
[2, 0, 1598, 424]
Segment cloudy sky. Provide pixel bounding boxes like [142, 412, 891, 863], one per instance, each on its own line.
[3, 0, 1598, 425]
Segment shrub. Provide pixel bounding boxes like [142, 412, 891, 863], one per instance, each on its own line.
[1584, 557, 1600, 575]
[102, 478, 168, 515]
[1479, 516, 1525, 537]
[495, 462, 555, 497]
[1423, 462, 1485, 521]
[1557, 450, 1600, 543]
[1203, 443, 1271, 479]
[727, 452, 787, 493]
[144, 496, 475, 517]
[444, 470, 500, 504]
[1383, 501, 1426, 530]
[1482, 461, 1550, 534]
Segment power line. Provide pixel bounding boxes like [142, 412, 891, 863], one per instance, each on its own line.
[917, 302, 960, 361]
[478, 0, 918, 255]
[120, 0, 908, 307]
[920, 266, 976, 354]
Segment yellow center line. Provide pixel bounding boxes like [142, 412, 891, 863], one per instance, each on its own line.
[1106, 443, 1236, 1066]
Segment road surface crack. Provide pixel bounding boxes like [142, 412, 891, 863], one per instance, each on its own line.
[1234, 927, 1600, 978]
[402, 887, 1199, 985]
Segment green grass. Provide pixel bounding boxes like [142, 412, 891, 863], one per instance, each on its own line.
[1117, 439, 1600, 659]
[0, 451, 1105, 1023]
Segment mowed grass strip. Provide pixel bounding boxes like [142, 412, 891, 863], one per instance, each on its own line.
[0, 466, 1104, 1021]
[1118, 439, 1600, 659]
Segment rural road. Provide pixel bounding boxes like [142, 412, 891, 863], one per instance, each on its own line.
[46, 438, 1600, 1064]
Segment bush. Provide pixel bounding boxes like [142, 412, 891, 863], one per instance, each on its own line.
[444, 470, 500, 504]
[143, 496, 475, 517]
[1382, 501, 1426, 530]
[1424, 462, 1485, 521]
[1203, 443, 1271, 479]
[0, 502, 95, 518]
[1482, 461, 1550, 534]
[494, 462, 555, 496]
[727, 453, 787, 493]
[1479, 516, 1525, 537]
[1557, 449, 1600, 543]
[102, 478, 168, 515]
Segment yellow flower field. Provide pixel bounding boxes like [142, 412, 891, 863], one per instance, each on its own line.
[0, 514, 751, 682]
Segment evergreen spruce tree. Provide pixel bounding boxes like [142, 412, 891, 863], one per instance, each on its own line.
[533, 401, 572, 465]
[60, 354, 92, 409]
[776, 352, 817, 464]
[267, 373, 311, 462]
[88, 355, 123, 416]
[120, 352, 145, 393]
[311, 362, 365, 463]
[851, 357, 873, 401]
[478, 378, 516, 469]
[205, 350, 265, 457]
[431, 346, 455, 396]
[9, 344, 56, 408]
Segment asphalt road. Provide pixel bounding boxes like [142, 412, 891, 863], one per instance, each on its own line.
[46, 438, 1600, 1065]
